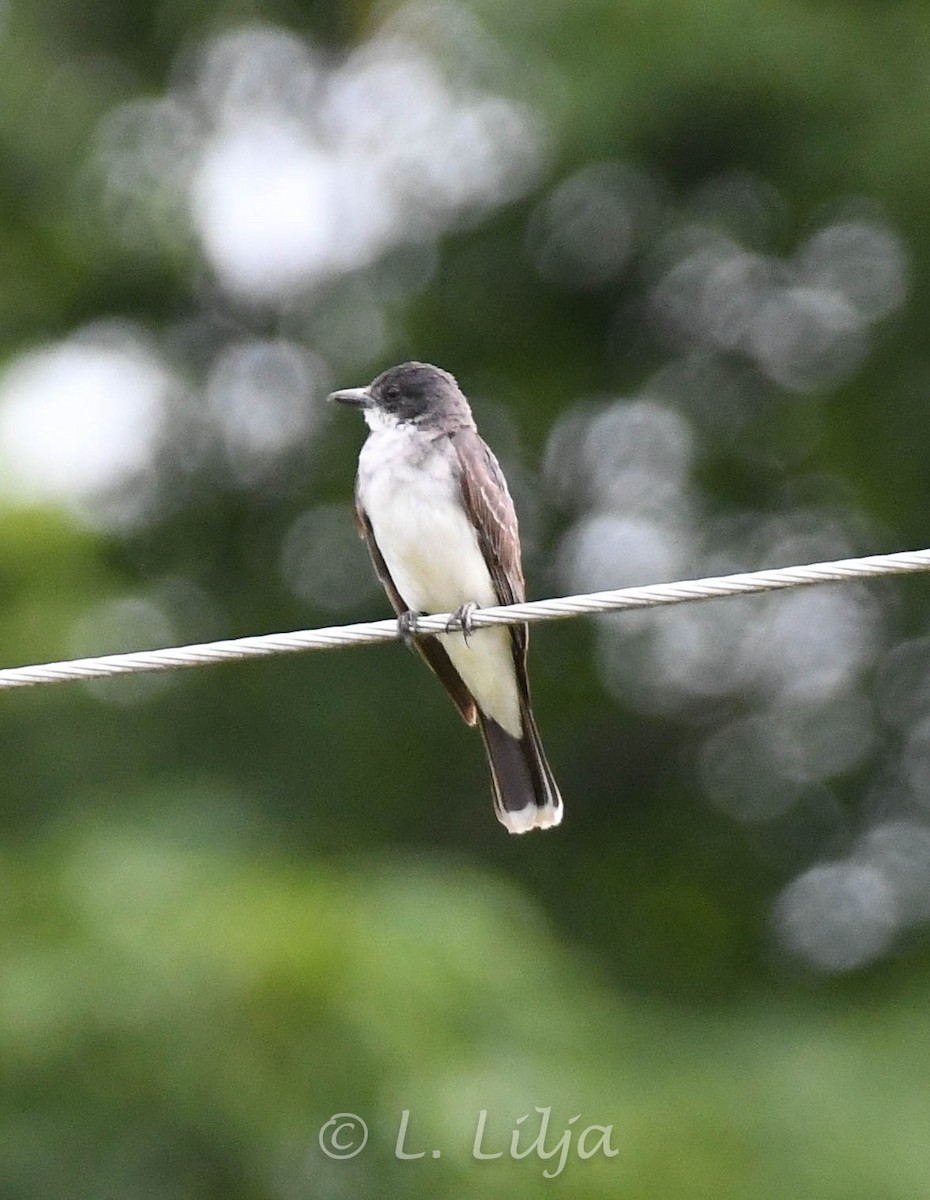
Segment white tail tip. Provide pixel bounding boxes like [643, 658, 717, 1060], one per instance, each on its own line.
[499, 798, 564, 835]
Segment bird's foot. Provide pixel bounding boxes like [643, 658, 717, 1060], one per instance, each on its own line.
[447, 601, 479, 645]
[397, 610, 422, 652]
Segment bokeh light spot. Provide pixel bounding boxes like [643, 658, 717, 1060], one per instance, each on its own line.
[775, 862, 898, 971]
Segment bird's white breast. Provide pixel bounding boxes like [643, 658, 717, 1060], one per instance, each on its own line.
[357, 423, 521, 736]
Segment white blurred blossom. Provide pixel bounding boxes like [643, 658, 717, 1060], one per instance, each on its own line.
[774, 862, 899, 971]
[204, 340, 328, 486]
[645, 187, 905, 392]
[558, 513, 690, 595]
[856, 820, 930, 925]
[797, 220, 907, 321]
[527, 161, 661, 287]
[94, 7, 546, 304]
[0, 321, 178, 529]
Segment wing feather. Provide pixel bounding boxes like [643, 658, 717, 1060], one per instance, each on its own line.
[450, 428, 529, 679]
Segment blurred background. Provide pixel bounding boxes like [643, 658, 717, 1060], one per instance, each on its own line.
[2, 0, 930, 1195]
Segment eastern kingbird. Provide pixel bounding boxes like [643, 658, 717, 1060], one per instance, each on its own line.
[329, 362, 563, 834]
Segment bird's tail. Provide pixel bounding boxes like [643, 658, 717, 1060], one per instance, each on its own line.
[478, 702, 563, 834]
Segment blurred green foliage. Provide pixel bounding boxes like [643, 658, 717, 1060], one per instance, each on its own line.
[2, 0, 930, 1197]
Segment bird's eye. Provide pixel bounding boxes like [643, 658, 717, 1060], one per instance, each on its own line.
[384, 384, 401, 401]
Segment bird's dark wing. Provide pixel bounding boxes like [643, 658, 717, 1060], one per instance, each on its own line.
[354, 499, 478, 726]
[449, 430, 561, 826]
[450, 427, 528, 662]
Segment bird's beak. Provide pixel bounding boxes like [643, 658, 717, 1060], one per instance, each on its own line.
[327, 386, 372, 409]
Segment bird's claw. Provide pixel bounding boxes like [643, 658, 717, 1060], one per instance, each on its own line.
[447, 601, 479, 645]
[398, 610, 422, 651]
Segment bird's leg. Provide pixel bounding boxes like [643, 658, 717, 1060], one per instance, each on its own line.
[447, 601, 479, 646]
[397, 609, 422, 652]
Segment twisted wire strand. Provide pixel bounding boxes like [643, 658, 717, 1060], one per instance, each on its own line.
[2, 547, 929, 691]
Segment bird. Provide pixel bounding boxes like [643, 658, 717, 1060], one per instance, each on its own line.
[329, 361, 562, 834]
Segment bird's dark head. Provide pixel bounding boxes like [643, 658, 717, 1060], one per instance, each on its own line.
[328, 362, 474, 431]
